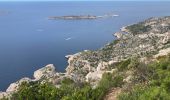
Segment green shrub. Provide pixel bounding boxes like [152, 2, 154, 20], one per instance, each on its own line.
[117, 59, 131, 71]
[119, 85, 170, 100]
[12, 82, 59, 100]
[10, 72, 123, 100]
[12, 54, 170, 100]
[91, 73, 123, 100]
[118, 54, 170, 100]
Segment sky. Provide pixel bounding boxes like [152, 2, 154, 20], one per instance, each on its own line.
[0, 0, 170, 1]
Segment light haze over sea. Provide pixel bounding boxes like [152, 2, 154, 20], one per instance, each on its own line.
[0, 1, 170, 91]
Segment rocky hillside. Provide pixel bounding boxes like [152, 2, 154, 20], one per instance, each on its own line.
[1, 16, 170, 100]
[65, 16, 170, 86]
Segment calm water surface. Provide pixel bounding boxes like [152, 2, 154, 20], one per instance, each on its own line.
[0, 1, 170, 91]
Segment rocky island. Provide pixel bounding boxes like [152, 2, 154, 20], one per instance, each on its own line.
[48, 14, 119, 20]
[1, 16, 170, 100]
[49, 15, 99, 20]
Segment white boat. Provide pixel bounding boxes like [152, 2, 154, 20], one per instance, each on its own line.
[112, 14, 119, 17]
[65, 37, 73, 41]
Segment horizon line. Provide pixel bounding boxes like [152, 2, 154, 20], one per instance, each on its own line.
[0, 0, 170, 2]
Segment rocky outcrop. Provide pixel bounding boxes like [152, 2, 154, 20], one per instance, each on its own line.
[34, 64, 56, 80]
[0, 64, 64, 99]
[6, 78, 32, 93]
[154, 48, 170, 58]
[63, 16, 170, 86]
[0, 77, 32, 99]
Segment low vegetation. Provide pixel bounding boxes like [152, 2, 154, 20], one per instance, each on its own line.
[9, 73, 123, 100]
[118, 54, 170, 100]
[126, 23, 151, 35]
[5, 54, 170, 100]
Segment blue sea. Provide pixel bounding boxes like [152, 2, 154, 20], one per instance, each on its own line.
[0, 1, 170, 91]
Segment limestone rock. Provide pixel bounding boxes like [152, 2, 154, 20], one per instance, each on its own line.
[6, 77, 31, 93]
[34, 64, 56, 80]
[114, 32, 123, 39]
[154, 48, 170, 58]
[97, 62, 109, 71]
[85, 71, 103, 83]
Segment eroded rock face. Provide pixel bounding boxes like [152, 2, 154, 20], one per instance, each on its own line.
[0, 64, 59, 99]
[34, 64, 56, 80]
[0, 92, 10, 99]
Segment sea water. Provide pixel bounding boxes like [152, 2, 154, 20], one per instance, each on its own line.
[0, 1, 170, 91]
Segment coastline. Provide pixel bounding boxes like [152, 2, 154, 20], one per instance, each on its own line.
[1, 16, 170, 99]
[0, 25, 121, 95]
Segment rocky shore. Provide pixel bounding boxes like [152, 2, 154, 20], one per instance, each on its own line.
[1, 16, 170, 99]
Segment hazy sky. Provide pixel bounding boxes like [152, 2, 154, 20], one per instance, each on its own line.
[0, 0, 169, 1]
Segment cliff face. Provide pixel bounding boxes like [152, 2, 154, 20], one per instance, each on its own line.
[1, 16, 170, 99]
